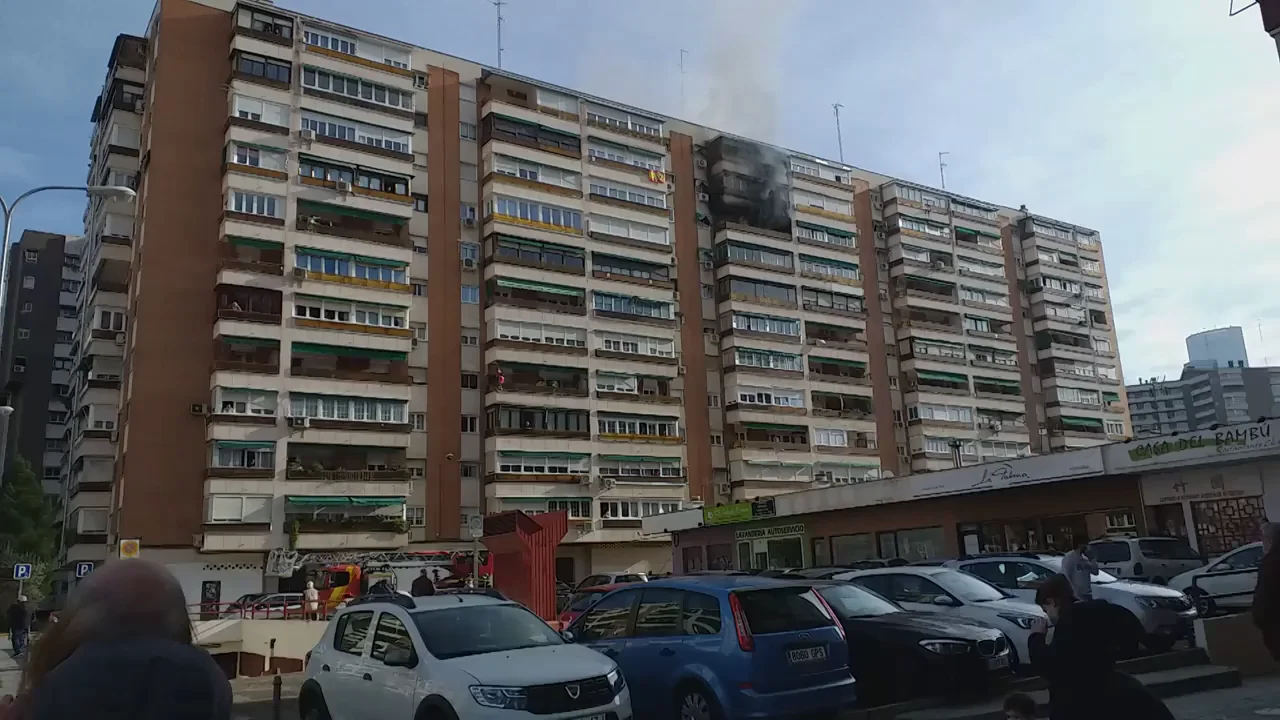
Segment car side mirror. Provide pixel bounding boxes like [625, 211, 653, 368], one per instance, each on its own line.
[561, 630, 576, 642]
[383, 647, 417, 668]
[932, 595, 956, 606]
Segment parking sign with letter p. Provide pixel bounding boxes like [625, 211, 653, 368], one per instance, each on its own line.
[12, 563, 31, 580]
[75, 561, 94, 579]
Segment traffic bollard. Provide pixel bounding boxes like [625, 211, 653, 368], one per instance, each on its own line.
[272, 671, 282, 720]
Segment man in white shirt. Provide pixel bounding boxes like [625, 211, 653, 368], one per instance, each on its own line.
[1061, 542, 1098, 601]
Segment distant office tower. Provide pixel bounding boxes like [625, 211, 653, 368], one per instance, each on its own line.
[1186, 327, 1249, 369]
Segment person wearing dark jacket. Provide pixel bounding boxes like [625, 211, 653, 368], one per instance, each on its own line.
[410, 569, 436, 597]
[1252, 522, 1280, 660]
[6, 597, 29, 657]
[1028, 573, 1173, 720]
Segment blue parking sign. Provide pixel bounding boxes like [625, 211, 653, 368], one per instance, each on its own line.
[12, 564, 31, 580]
[75, 561, 94, 579]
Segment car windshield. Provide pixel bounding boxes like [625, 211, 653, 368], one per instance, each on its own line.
[1138, 539, 1201, 560]
[1038, 556, 1117, 584]
[816, 583, 901, 617]
[931, 570, 1008, 602]
[566, 591, 605, 612]
[412, 604, 563, 660]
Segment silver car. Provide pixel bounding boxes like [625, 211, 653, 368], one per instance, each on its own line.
[947, 554, 1197, 652]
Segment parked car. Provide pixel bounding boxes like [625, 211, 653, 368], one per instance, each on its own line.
[945, 554, 1196, 652]
[241, 592, 305, 619]
[1088, 536, 1206, 585]
[300, 592, 629, 720]
[831, 567, 1047, 669]
[805, 580, 1012, 705]
[558, 583, 631, 628]
[563, 576, 858, 718]
[570, 571, 648, 593]
[221, 592, 268, 618]
[1171, 541, 1264, 615]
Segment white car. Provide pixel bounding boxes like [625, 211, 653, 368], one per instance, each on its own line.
[300, 591, 632, 720]
[833, 566, 1048, 668]
[1170, 541, 1264, 615]
[945, 555, 1196, 651]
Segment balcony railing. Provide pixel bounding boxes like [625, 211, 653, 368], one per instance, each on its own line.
[286, 467, 412, 482]
[290, 517, 408, 534]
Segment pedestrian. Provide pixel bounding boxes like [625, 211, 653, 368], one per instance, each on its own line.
[1060, 540, 1098, 600]
[303, 581, 321, 621]
[0, 558, 231, 720]
[1251, 521, 1280, 660]
[1028, 574, 1173, 720]
[6, 595, 29, 658]
[410, 568, 436, 597]
[1002, 692, 1038, 720]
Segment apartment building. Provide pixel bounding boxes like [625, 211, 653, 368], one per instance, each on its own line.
[1187, 326, 1250, 369]
[73, 0, 1129, 598]
[0, 231, 83, 496]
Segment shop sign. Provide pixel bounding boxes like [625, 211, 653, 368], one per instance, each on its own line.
[751, 497, 776, 519]
[909, 448, 1104, 500]
[704, 498, 776, 526]
[1106, 421, 1279, 473]
[1142, 466, 1263, 505]
[735, 523, 806, 541]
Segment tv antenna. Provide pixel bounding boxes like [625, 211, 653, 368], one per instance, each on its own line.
[938, 151, 950, 189]
[832, 103, 845, 163]
[492, 0, 506, 68]
[679, 49, 689, 114]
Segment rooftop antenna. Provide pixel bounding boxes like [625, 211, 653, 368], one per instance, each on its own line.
[679, 49, 689, 114]
[938, 151, 950, 189]
[1260, 319, 1269, 366]
[832, 103, 845, 163]
[492, 0, 506, 69]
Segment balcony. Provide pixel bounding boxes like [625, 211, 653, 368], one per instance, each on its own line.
[897, 275, 958, 303]
[488, 278, 586, 315]
[215, 284, 282, 324]
[286, 447, 410, 482]
[220, 237, 284, 275]
[290, 343, 410, 385]
[911, 370, 971, 396]
[733, 423, 810, 452]
[297, 159, 414, 207]
[715, 242, 795, 276]
[954, 226, 1004, 256]
[965, 319, 1016, 342]
[1050, 416, 1106, 439]
[213, 336, 280, 374]
[489, 362, 590, 397]
[596, 412, 682, 444]
[899, 309, 963, 335]
[973, 376, 1023, 400]
[69, 457, 114, 494]
[808, 357, 870, 386]
[287, 512, 408, 551]
[811, 392, 874, 420]
[1035, 330, 1094, 357]
[487, 234, 586, 276]
[592, 293, 676, 328]
[815, 435, 878, 457]
[703, 136, 793, 235]
[481, 112, 582, 159]
[296, 199, 411, 249]
[486, 405, 591, 439]
[719, 278, 799, 311]
[591, 256, 674, 290]
[232, 4, 295, 47]
[596, 376, 681, 405]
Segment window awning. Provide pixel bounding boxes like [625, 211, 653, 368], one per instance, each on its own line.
[291, 342, 407, 361]
[1061, 417, 1103, 429]
[497, 451, 592, 458]
[905, 274, 955, 288]
[1102, 392, 1120, 402]
[955, 225, 1000, 239]
[494, 113, 579, 138]
[295, 293, 409, 310]
[349, 497, 407, 507]
[742, 422, 805, 431]
[494, 278, 582, 297]
[233, 140, 288, 153]
[975, 376, 1021, 389]
[809, 356, 866, 368]
[352, 254, 407, 267]
[297, 199, 408, 225]
[496, 234, 581, 254]
[916, 338, 965, 349]
[215, 440, 275, 449]
[744, 460, 811, 468]
[297, 246, 349, 260]
[220, 336, 279, 347]
[599, 455, 682, 462]
[226, 236, 283, 250]
[800, 254, 858, 271]
[917, 370, 968, 383]
[795, 220, 855, 239]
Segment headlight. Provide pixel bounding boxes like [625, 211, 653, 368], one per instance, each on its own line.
[997, 614, 1037, 630]
[1136, 597, 1159, 609]
[469, 686, 528, 711]
[919, 639, 970, 655]
[607, 666, 626, 693]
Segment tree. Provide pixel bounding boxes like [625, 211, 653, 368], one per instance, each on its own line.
[0, 457, 58, 560]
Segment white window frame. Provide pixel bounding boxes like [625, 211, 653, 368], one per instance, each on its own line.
[588, 214, 669, 246]
[596, 331, 673, 357]
[495, 320, 587, 348]
[588, 179, 666, 209]
[289, 394, 407, 424]
[292, 297, 407, 329]
[206, 495, 272, 524]
[233, 94, 289, 127]
[597, 415, 680, 438]
[734, 348, 803, 372]
[215, 388, 277, 416]
[229, 191, 281, 218]
[496, 454, 590, 475]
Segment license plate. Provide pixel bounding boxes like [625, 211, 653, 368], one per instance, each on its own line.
[787, 646, 827, 664]
[987, 655, 1010, 671]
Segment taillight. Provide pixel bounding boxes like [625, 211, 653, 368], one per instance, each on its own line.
[728, 593, 754, 652]
[813, 591, 846, 642]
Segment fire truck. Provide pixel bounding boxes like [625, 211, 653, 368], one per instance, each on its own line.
[270, 550, 493, 609]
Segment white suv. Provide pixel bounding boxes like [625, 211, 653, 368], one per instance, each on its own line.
[301, 591, 632, 720]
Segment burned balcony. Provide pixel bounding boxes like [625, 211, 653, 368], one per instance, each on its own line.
[289, 343, 410, 384]
[806, 322, 867, 350]
[220, 237, 284, 275]
[901, 309, 962, 334]
[898, 275, 957, 302]
[808, 357, 870, 386]
[213, 336, 280, 374]
[285, 446, 411, 481]
[594, 374, 680, 405]
[1035, 330, 1093, 354]
[911, 370, 971, 395]
[702, 135, 793, 234]
[973, 376, 1023, 399]
[811, 392, 874, 420]
[489, 234, 586, 276]
[296, 199, 410, 249]
[718, 277, 798, 310]
[733, 422, 810, 452]
[215, 284, 282, 324]
[488, 362, 589, 397]
[488, 278, 586, 315]
[486, 405, 591, 439]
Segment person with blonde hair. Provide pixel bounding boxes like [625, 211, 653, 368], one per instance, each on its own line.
[0, 559, 231, 720]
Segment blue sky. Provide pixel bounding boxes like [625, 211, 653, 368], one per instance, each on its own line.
[3, 0, 1278, 381]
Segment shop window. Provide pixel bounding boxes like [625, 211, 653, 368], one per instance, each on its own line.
[1191, 497, 1266, 555]
[830, 533, 875, 565]
[876, 527, 945, 563]
[706, 543, 734, 571]
[811, 538, 831, 568]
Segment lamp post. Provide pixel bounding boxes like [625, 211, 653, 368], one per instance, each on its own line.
[0, 405, 14, 483]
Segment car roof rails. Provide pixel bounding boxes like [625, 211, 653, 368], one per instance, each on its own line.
[438, 587, 508, 601]
[347, 592, 416, 610]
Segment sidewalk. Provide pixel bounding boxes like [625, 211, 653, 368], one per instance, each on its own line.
[0, 648, 21, 697]
[1162, 675, 1280, 719]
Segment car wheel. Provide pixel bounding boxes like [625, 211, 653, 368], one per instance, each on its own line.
[1143, 633, 1176, 653]
[1187, 587, 1215, 617]
[300, 693, 332, 720]
[676, 684, 721, 720]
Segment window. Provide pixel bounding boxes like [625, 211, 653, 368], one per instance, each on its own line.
[461, 285, 479, 304]
[589, 179, 666, 209]
[236, 52, 291, 84]
[586, 106, 662, 137]
[15, 329, 28, 340]
[908, 403, 973, 423]
[547, 499, 591, 519]
[229, 191, 280, 218]
[813, 428, 848, 447]
[461, 331, 479, 346]
[19, 303, 32, 314]
[461, 415, 478, 433]
[641, 501, 682, 516]
[240, 8, 292, 37]
[577, 590, 636, 641]
[61, 279, 81, 293]
[370, 614, 415, 663]
[412, 283, 424, 296]
[459, 122, 477, 140]
[410, 467, 425, 478]
[493, 321, 589, 348]
[48, 411, 68, 424]
[1104, 420, 1125, 436]
[682, 592, 722, 635]
[21, 276, 33, 290]
[290, 395, 406, 424]
[216, 389, 276, 416]
[334, 611, 374, 655]
[460, 243, 480, 263]
[303, 29, 356, 55]
[406, 506, 425, 527]
[461, 463, 479, 478]
[233, 94, 289, 126]
[734, 348, 803, 372]
[213, 443, 274, 469]
[795, 223, 855, 249]
[410, 413, 426, 431]
[737, 387, 804, 408]
[206, 495, 272, 523]
[587, 142, 663, 171]
[410, 322, 426, 341]
[497, 454, 590, 476]
[730, 313, 800, 337]
[488, 196, 582, 232]
[721, 241, 793, 269]
[597, 414, 679, 438]
[293, 297, 407, 329]
[23, 250, 37, 263]
[800, 287, 863, 314]
[710, 434, 723, 445]
[302, 66, 414, 111]
[592, 292, 672, 319]
[300, 111, 411, 154]
[599, 500, 645, 519]
[707, 394, 720, 408]
[634, 588, 683, 637]
[597, 457, 681, 478]
[461, 373, 478, 389]
[588, 214, 669, 246]
[799, 255, 859, 282]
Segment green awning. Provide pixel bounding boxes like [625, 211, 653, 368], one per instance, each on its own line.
[917, 338, 965, 349]
[955, 225, 1000, 239]
[743, 422, 806, 431]
[795, 220, 855, 239]
[495, 278, 582, 297]
[1103, 392, 1120, 402]
[497, 451, 591, 458]
[295, 293, 409, 310]
[291, 342, 407, 361]
[917, 370, 969, 383]
[800, 254, 859, 271]
[227, 236, 283, 250]
[234, 141, 288, 153]
[1061, 417, 1103, 429]
[352, 254, 408, 267]
[220, 336, 279, 348]
[600, 455, 682, 462]
[296, 246, 349, 260]
[495, 113, 579, 138]
[215, 440, 276, 449]
[905, 274, 955, 288]
[810, 356, 866, 368]
[496, 234, 581, 254]
[975, 376, 1021, 389]
[349, 497, 407, 507]
[285, 496, 344, 505]
[298, 199, 408, 225]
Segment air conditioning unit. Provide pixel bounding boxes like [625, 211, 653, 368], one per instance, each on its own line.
[462, 257, 476, 269]
[894, 420, 904, 428]
[114, 333, 126, 345]
[875, 231, 887, 241]
[11, 365, 23, 374]
[288, 416, 311, 429]
[411, 338, 419, 347]
[715, 482, 730, 495]
[110, 430, 120, 443]
[293, 267, 308, 281]
[463, 218, 476, 228]
[932, 260, 946, 270]
[133, 100, 145, 113]
[190, 403, 207, 416]
[697, 192, 710, 202]
[335, 180, 353, 194]
[700, 261, 713, 270]
[695, 157, 708, 169]
[414, 75, 427, 89]
[299, 128, 316, 141]
[877, 288, 888, 300]
[873, 200, 883, 210]
[677, 365, 687, 375]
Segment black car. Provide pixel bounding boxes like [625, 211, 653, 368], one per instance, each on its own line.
[809, 581, 1013, 706]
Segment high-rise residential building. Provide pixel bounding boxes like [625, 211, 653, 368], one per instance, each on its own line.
[0, 231, 84, 496]
[68, 0, 1129, 597]
[1186, 326, 1250, 369]
[1256, 0, 1280, 60]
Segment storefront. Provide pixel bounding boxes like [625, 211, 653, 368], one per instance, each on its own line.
[735, 523, 807, 571]
[1138, 461, 1271, 555]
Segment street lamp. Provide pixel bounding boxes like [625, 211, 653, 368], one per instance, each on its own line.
[0, 405, 14, 483]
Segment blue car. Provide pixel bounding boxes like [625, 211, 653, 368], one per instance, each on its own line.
[563, 575, 856, 719]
